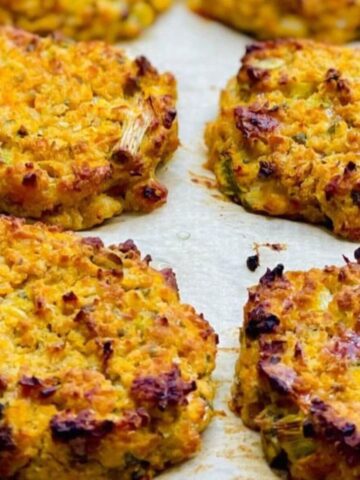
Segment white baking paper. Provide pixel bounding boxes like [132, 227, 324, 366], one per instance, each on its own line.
[85, 3, 358, 478]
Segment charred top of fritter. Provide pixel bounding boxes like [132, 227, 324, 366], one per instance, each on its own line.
[238, 40, 360, 168]
[0, 216, 216, 479]
[0, 27, 178, 230]
[237, 254, 360, 474]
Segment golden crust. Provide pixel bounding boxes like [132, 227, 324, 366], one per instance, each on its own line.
[0, 0, 172, 41]
[189, 0, 360, 44]
[232, 257, 360, 480]
[0, 215, 217, 479]
[0, 27, 178, 230]
[206, 39, 360, 241]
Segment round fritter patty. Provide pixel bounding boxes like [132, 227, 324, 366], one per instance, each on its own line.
[0, 216, 217, 480]
[0, 27, 178, 230]
[0, 0, 171, 41]
[232, 255, 360, 480]
[206, 39, 360, 241]
[189, 0, 360, 44]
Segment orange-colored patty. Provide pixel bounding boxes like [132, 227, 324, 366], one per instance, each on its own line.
[206, 39, 360, 240]
[0, 0, 172, 41]
[0, 27, 178, 230]
[190, 0, 360, 44]
[0, 216, 217, 479]
[232, 254, 360, 479]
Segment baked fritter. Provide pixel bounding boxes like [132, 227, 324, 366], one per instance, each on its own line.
[206, 39, 360, 241]
[232, 256, 360, 480]
[0, 0, 172, 41]
[0, 216, 217, 480]
[189, 0, 360, 44]
[0, 27, 178, 230]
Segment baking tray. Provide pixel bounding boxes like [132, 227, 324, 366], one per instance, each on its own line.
[86, 2, 357, 478]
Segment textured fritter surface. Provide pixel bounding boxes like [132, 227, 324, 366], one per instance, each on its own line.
[232, 257, 360, 480]
[189, 0, 360, 44]
[0, 216, 217, 479]
[0, 27, 178, 230]
[0, 0, 172, 41]
[206, 40, 360, 241]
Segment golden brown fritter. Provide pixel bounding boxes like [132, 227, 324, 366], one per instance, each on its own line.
[189, 0, 360, 44]
[0, 27, 178, 230]
[206, 39, 360, 241]
[232, 254, 360, 480]
[0, 216, 217, 480]
[0, 0, 172, 41]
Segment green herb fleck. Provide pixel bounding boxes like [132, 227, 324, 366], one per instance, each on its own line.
[292, 133, 307, 145]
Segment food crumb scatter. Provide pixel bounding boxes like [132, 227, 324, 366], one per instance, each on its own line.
[246, 242, 286, 272]
[246, 254, 260, 272]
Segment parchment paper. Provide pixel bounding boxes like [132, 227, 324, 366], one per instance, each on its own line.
[86, 3, 358, 478]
